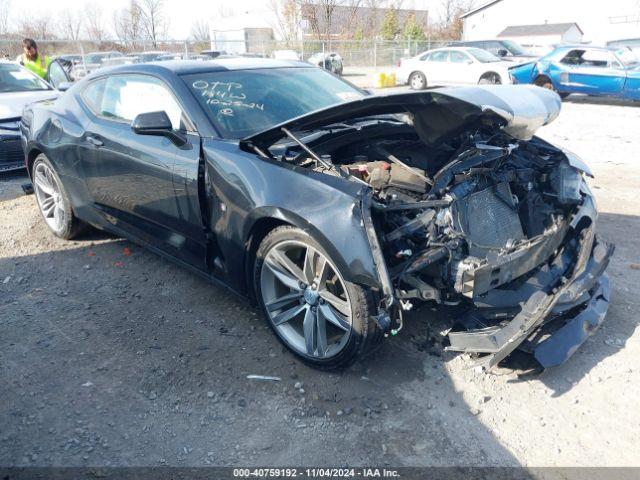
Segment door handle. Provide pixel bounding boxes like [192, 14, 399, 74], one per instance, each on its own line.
[86, 136, 103, 147]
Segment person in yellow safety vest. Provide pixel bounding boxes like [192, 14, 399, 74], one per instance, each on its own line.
[16, 38, 51, 80]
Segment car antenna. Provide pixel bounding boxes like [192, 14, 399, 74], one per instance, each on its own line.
[280, 127, 368, 186]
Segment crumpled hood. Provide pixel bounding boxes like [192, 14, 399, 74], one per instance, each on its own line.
[240, 85, 561, 151]
[0, 90, 58, 122]
[438, 85, 561, 141]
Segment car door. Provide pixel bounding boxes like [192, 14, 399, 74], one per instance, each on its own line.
[46, 59, 71, 89]
[426, 50, 451, 85]
[449, 50, 475, 85]
[564, 49, 625, 95]
[79, 73, 207, 269]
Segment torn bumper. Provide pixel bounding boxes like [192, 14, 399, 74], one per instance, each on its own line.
[447, 234, 614, 371]
[533, 272, 610, 368]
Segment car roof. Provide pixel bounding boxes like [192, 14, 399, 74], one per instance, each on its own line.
[553, 44, 611, 52]
[99, 57, 311, 76]
[429, 46, 479, 52]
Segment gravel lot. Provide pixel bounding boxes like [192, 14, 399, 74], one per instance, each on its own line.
[1, 93, 639, 468]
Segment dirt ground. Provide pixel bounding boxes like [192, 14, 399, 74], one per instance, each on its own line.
[1, 93, 639, 468]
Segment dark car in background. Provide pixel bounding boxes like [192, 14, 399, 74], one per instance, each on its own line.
[20, 58, 612, 371]
[0, 61, 60, 172]
[451, 39, 537, 63]
[307, 52, 343, 75]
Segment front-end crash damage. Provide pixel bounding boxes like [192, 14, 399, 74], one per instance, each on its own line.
[241, 85, 614, 371]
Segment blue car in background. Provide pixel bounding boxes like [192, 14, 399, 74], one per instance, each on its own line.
[510, 45, 640, 100]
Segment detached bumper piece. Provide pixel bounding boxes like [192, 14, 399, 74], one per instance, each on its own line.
[446, 235, 614, 371]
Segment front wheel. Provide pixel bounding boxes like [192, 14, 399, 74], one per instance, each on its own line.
[32, 154, 85, 239]
[409, 71, 427, 90]
[254, 226, 382, 369]
[535, 76, 569, 98]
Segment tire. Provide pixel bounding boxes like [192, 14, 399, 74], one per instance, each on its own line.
[409, 71, 427, 90]
[534, 75, 569, 98]
[32, 154, 85, 239]
[254, 225, 382, 369]
[478, 72, 501, 85]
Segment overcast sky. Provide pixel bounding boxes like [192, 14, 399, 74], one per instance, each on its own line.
[5, 0, 445, 40]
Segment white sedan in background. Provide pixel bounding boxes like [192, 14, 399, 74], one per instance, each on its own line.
[397, 47, 515, 89]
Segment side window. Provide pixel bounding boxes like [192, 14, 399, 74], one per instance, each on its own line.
[560, 50, 585, 65]
[450, 51, 470, 63]
[607, 52, 623, 68]
[83, 74, 187, 130]
[580, 50, 610, 68]
[429, 50, 450, 62]
[484, 41, 502, 55]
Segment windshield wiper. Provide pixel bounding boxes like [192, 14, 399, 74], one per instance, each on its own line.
[280, 127, 368, 186]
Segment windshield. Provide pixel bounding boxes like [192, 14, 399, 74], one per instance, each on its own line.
[615, 48, 639, 67]
[468, 48, 501, 63]
[184, 67, 364, 139]
[0, 63, 50, 93]
[500, 40, 529, 56]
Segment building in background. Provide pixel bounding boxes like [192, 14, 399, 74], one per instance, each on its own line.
[461, 0, 640, 52]
[210, 1, 429, 54]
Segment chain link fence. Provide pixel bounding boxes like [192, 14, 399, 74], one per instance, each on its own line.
[1, 37, 452, 80]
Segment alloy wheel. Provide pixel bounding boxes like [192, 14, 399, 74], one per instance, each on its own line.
[33, 161, 66, 234]
[410, 73, 425, 90]
[260, 240, 353, 359]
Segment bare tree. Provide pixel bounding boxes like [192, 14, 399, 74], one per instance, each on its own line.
[114, 0, 144, 49]
[84, 2, 109, 43]
[268, 0, 302, 44]
[138, 0, 169, 48]
[437, 0, 474, 39]
[304, 0, 342, 42]
[57, 9, 84, 41]
[189, 18, 210, 52]
[0, 0, 10, 36]
[189, 19, 210, 42]
[17, 12, 55, 40]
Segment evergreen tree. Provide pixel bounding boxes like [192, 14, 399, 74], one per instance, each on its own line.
[403, 14, 426, 41]
[380, 9, 399, 41]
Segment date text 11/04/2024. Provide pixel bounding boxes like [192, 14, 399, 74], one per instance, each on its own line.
[232, 468, 400, 478]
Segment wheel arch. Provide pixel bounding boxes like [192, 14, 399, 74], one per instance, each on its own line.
[26, 146, 44, 178]
[479, 71, 501, 83]
[534, 74, 554, 88]
[242, 206, 381, 300]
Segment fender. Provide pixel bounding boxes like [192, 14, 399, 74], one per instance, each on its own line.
[242, 204, 381, 290]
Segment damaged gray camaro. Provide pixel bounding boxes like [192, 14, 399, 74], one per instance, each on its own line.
[23, 61, 612, 372]
[242, 84, 613, 371]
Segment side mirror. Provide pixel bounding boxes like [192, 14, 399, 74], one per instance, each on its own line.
[466, 59, 474, 64]
[498, 49, 509, 57]
[131, 111, 187, 147]
[57, 82, 73, 92]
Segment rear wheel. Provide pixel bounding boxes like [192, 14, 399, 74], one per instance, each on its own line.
[479, 72, 501, 84]
[409, 71, 427, 90]
[32, 154, 85, 239]
[254, 226, 382, 369]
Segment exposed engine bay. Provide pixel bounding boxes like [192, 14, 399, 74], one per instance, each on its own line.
[243, 86, 613, 370]
[273, 116, 605, 367]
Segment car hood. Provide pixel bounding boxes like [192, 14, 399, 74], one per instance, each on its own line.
[240, 85, 561, 151]
[0, 90, 58, 121]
